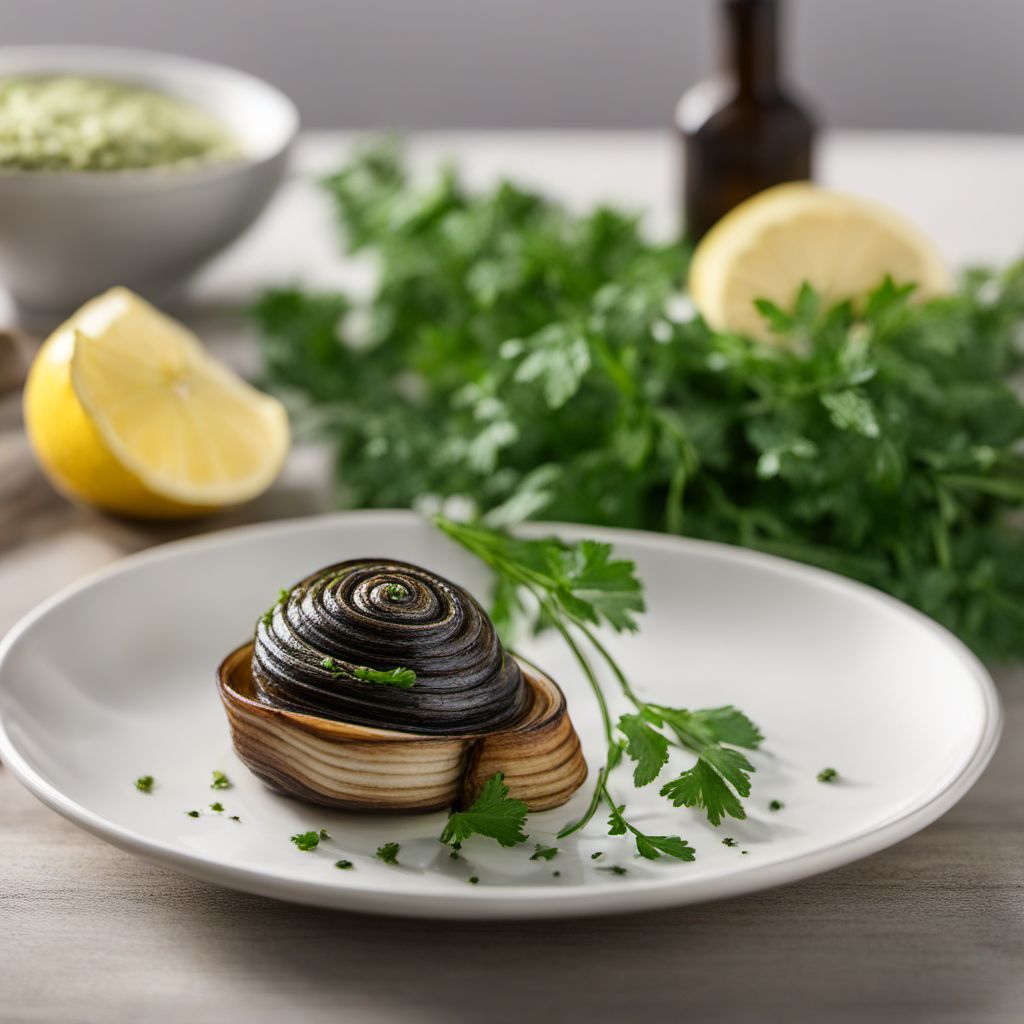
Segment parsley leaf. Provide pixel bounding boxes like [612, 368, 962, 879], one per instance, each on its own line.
[440, 772, 529, 848]
[634, 834, 696, 861]
[688, 706, 764, 750]
[660, 755, 750, 827]
[513, 323, 591, 409]
[549, 540, 646, 632]
[700, 746, 755, 798]
[434, 519, 644, 633]
[606, 803, 694, 861]
[648, 705, 763, 752]
[618, 713, 670, 786]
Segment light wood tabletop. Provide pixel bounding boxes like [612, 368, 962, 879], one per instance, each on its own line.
[2, 132, 1023, 1024]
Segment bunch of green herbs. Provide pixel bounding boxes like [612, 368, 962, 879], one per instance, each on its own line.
[255, 143, 1024, 659]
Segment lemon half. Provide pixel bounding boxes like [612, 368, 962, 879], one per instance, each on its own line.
[24, 287, 289, 518]
[689, 183, 950, 341]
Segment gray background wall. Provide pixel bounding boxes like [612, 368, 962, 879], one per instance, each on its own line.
[6, 0, 1023, 132]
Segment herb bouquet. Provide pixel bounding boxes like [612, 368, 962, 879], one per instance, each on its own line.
[255, 143, 1024, 660]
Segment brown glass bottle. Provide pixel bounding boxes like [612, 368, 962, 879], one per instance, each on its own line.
[677, 0, 816, 240]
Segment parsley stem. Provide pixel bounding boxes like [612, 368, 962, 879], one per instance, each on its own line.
[557, 760, 612, 839]
[573, 620, 644, 710]
[530, 589, 614, 746]
[522, 588, 619, 841]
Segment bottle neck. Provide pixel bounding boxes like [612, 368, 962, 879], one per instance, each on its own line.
[720, 0, 781, 99]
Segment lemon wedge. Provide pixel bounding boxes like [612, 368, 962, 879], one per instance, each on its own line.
[24, 287, 289, 518]
[689, 182, 950, 341]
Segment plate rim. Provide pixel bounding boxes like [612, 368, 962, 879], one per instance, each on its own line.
[0, 509, 1003, 919]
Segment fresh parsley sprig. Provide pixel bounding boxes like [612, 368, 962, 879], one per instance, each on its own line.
[436, 517, 763, 858]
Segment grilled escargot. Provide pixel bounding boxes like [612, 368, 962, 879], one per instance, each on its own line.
[217, 559, 587, 812]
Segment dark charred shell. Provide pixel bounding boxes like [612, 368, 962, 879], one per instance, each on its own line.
[252, 559, 529, 735]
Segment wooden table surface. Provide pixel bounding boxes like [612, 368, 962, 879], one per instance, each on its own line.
[3, 132, 1024, 1024]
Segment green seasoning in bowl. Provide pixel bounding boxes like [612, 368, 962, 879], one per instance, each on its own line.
[0, 75, 240, 172]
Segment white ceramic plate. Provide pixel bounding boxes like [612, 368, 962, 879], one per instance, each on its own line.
[0, 512, 1000, 919]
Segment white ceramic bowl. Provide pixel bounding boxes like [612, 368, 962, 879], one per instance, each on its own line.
[0, 46, 298, 319]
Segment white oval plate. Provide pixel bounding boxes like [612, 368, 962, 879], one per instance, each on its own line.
[0, 512, 1000, 919]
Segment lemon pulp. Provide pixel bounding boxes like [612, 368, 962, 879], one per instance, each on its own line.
[24, 287, 289, 518]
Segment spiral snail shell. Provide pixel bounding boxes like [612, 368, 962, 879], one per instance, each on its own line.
[217, 559, 588, 812]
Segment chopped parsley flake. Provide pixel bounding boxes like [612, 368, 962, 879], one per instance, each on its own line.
[817, 768, 839, 783]
[590, 851, 603, 860]
[209, 802, 224, 813]
[291, 831, 322, 851]
[321, 658, 417, 688]
[468, 876, 479, 885]
[335, 859, 354, 870]
[769, 799, 784, 811]
[211, 771, 231, 790]
[186, 810, 200, 818]
[259, 588, 291, 628]
[353, 665, 417, 688]
[134, 775, 154, 793]
[722, 837, 738, 847]
[376, 842, 401, 865]
[530, 844, 559, 861]
[229, 815, 241, 822]
[598, 865, 628, 876]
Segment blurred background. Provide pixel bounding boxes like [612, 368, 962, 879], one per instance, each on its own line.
[6, 0, 1024, 132]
